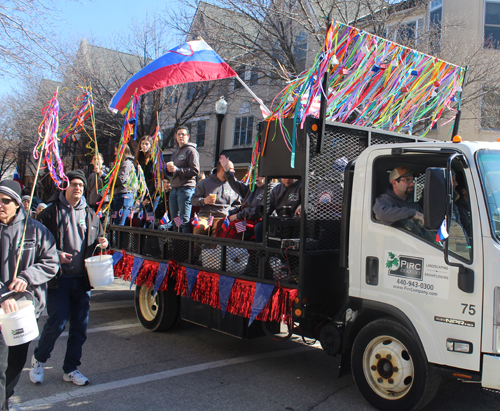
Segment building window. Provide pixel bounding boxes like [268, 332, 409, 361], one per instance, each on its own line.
[481, 87, 500, 129]
[429, 0, 442, 52]
[387, 19, 424, 47]
[485, 1, 500, 48]
[196, 121, 206, 147]
[234, 66, 258, 89]
[233, 116, 254, 146]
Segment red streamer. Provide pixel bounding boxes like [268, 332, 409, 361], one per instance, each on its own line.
[226, 279, 256, 318]
[190, 271, 221, 309]
[135, 260, 159, 288]
[109, 252, 297, 323]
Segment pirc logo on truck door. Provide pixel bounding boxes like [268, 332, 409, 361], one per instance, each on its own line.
[384, 251, 450, 299]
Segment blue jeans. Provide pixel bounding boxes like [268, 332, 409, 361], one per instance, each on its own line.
[169, 187, 195, 233]
[112, 193, 134, 225]
[34, 276, 91, 374]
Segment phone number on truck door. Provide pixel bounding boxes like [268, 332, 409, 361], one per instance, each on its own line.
[396, 279, 434, 290]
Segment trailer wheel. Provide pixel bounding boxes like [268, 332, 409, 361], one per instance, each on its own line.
[134, 284, 180, 332]
[351, 318, 440, 411]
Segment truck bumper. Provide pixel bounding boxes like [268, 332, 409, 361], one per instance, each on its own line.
[482, 354, 500, 390]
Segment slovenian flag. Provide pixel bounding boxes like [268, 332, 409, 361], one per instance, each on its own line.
[160, 212, 169, 225]
[222, 217, 230, 231]
[13, 168, 24, 189]
[436, 219, 449, 243]
[109, 39, 237, 113]
[191, 213, 200, 228]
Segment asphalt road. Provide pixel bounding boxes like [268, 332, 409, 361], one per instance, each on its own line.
[9, 279, 500, 411]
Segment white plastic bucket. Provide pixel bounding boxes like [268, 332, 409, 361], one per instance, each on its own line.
[85, 255, 114, 287]
[0, 300, 39, 346]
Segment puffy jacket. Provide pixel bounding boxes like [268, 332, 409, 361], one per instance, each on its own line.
[0, 208, 59, 317]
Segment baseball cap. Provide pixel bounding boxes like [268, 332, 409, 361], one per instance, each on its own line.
[389, 166, 416, 183]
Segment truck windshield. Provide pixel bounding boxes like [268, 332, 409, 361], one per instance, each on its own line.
[477, 149, 500, 241]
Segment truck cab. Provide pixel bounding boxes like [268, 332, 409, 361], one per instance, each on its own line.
[346, 139, 500, 409]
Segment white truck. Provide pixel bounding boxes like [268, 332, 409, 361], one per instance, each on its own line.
[109, 117, 500, 411]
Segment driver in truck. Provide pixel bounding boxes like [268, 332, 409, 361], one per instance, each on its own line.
[372, 166, 437, 242]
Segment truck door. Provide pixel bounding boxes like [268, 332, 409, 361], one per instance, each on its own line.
[353, 148, 483, 371]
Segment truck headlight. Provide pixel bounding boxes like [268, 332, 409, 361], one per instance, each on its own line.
[494, 287, 500, 353]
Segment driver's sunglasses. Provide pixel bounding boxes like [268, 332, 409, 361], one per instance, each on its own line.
[398, 178, 415, 184]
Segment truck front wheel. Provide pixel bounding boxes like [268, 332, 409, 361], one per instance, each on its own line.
[351, 318, 440, 411]
[134, 284, 180, 331]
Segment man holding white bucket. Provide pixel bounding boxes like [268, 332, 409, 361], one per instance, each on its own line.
[0, 180, 59, 411]
[30, 170, 108, 387]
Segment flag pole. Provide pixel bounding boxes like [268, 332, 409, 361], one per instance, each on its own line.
[235, 75, 271, 116]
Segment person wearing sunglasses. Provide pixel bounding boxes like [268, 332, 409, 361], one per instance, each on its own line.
[373, 166, 425, 227]
[0, 180, 59, 411]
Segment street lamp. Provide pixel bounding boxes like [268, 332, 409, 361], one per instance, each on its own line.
[214, 96, 228, 165]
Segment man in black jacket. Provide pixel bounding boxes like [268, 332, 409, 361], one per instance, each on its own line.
[29, 170, 108, 387]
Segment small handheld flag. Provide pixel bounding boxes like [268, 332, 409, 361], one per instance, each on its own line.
[191, 213, 200, 229]
[208, 215, 214, 226]
[173, 216, 183, 227]
[111, 211, 118, 219]
[138, 210, 144, 219]
[235, 220, 247, 233]
[13, 168, 24, 189]
[160, 212, 169, 225]
[436, 219, 449, 243]
[222, 217, 230, 231]
[146, 212, 155, 222]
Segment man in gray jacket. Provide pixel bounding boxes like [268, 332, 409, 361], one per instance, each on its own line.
[0, 179, 58, 410]
[30, 170, 108, 387]
[191, 161, 240, 236]
[373, 166, 424, 226]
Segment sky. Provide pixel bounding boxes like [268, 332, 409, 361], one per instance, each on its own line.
[0, 0, 181, 94]
[54, 0, 174, 40]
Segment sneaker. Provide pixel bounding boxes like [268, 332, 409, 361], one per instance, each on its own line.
[29, 355, 45, 384]
[63, 370, 89, 386]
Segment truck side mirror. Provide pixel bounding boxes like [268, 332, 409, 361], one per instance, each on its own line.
[424, 168, 446, 230]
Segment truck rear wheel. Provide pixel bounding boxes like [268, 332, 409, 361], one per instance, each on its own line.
[351, 318, 440, 411]
[134, 284, 180, 331]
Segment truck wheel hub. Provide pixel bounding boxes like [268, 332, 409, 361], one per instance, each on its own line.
[138, 286, 158, 322]
[363, 336, 415, 399]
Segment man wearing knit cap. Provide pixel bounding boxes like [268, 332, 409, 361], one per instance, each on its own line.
[373, 166, 424, 226]
[0, 180, 59, 410]
[30, 170, 108, 387]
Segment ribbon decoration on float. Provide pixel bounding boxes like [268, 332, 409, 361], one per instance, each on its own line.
[265, 21, 466, 163]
